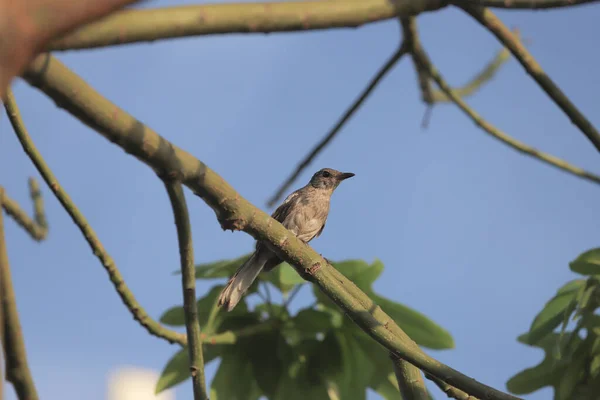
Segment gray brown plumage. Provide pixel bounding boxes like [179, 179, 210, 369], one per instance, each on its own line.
[217, 168, 354, 311]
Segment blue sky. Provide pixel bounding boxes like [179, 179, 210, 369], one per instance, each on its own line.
[2, 1, 600, 399]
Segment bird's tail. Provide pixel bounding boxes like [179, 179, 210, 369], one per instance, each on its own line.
[217, 252, 267, 312]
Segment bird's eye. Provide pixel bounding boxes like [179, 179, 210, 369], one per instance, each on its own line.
[321, 171, 331, 178]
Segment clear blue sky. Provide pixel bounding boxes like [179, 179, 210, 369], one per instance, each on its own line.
[2, 1, 600, 399]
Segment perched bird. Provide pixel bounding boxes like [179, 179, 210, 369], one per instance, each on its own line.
[217, 168, 355, 311]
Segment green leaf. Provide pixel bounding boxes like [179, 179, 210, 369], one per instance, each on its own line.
[374, 295, 454, 350]
[570, 248, 600, 276]
[155, 348, 189, 394]
[292, 308, 336, 335]
[557, 279, 586, 295]
[245, 329, 292, 398]
[264, 263, 305, 294]
[371, 373, 401, 400]
[183, 254, 251, 279]
[527, 289, 578, 344]
[210, 351, 261, 400]
[557, 341, 589, 400]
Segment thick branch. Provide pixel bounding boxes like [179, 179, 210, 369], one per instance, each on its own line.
[0, 178, 47, 241]
[47, 0, 447, 51]
[461, 0, 598, 10]
[459, 5, 600, 152]
[22, 53, 520, 400]
[411, 36, 600, 187]
[164, 182, 208, 400]
[0, 0, 141, 98]
[426, 373, 479, 400]
[3, 89, 187, 347]
[0, 189, 39, 400]
[266, 42, 409, 207]
[390, 353, 429, 400]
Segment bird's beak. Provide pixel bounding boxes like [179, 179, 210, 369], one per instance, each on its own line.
[338, 172, 355, 181]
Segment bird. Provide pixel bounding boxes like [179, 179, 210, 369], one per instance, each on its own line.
[217, 167, 355, 312]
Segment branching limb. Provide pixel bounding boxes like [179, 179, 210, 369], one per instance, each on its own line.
[0, 0, 141, 98]
[0, 189, 39, 400]
[1, 179, 47, 241]
[3, 89, 187, 347]
[426, 373, 479, 400]
[460, 0, 598, 10]
[411, 40, 600, 187]
[458, 5, 600, 152]
[390, 353, 429, 400]
[47, 0, 447, 52]
[21, 53, 521, 400]
[164, 182, 208, 400]
[266, 42, 409, 207]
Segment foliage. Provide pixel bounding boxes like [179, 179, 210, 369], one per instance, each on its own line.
[507, 247, 600, 399]
[157, 256, 454, 399]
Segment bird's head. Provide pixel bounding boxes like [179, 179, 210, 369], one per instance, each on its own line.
[309, 168, 355, 190]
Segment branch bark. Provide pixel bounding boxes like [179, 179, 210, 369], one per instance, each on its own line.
[410, 35, 600, 187]
[266, 41, 409, 207]
[47, 0, 447, 52]
[0, 189, 39, 400]
[3, 89, 187, 347]
[164, 182, 208, 400]
[426, 373, 479, 400]
[21, 53, 521, 400]
[0, 178, 47, 241]
[390, 353, 429, 400]
[458, 5, 600, 152]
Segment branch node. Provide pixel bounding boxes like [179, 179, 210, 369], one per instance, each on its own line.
[219, 217, 246, 231]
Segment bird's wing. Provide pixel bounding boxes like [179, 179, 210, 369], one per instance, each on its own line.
[314, 222, 326, 239]
[271, 191, 299, 223]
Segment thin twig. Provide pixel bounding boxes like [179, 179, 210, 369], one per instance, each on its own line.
[390, 353, 429, 400]
[266, 42, 409, 207]
[401, 17, 433, 104]
[1, 178, 48, 241]
[426, 373, 479, 400]
[459, 5, 600, 152]
[23, 53, 522, 400]
[411, 40, 600, 187]
[461, 0, 598, 10]
[0, 188, 39, 400]
[164, 182, 208, 400]
[3, 89, 187, 346]
[283, 284, 304, 310]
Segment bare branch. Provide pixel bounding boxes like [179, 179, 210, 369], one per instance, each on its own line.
[164, 182, 208, 400]
[390, 353, 429, 400]
[0, 0, 141, 98]
[3, 89, 187, 347]
[426, 373, 479, 400]
[266, 42, 409, 207]
[0, 178, 47, 241]
[411, 42, 600, 187]
[0, 189, 39, 400]
[458, 5, 600, 152]
[47, 0, 447, 52]
[21, 53, 521, 400]
[401, 17, 434, 104]
[460, 0, 598, 10]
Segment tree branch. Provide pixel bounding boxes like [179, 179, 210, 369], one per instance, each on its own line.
[461, 0, 598, 10]
[410, 38, 600, 187]
[390, 353, 429, 400]
[0, 189, 39, 400]
[266, 42, 409, 207]
[0, 178, 48, 241]
[21, 53, 521, 400]
[458, 5, 600, 152]
[164, 182, 208, 400]
[47, 0, 447, 52]
[0, 0, 141, 98]
[3, 88, 187, 347]
[426, 373, 478, 400]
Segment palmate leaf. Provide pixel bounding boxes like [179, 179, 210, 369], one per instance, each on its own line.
[312, 259, 454, 350]
[210, 350, 262, 400]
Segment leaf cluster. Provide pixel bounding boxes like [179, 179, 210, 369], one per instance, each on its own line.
[507, 248, 600, 399]
[156, 256, 455, 399]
